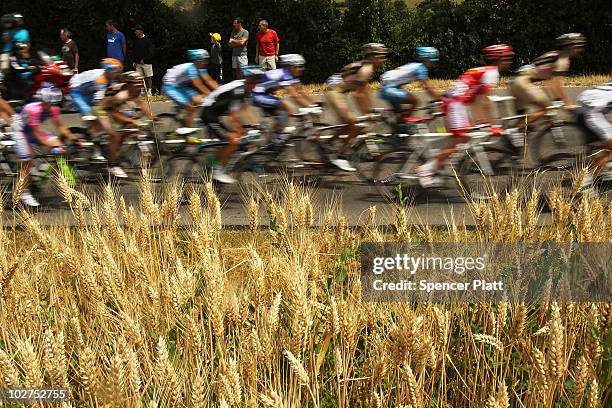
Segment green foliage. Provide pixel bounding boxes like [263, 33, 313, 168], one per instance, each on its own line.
[1, 0, 609, 84]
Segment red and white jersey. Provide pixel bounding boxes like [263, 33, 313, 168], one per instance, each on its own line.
[446, 66, 499, 103]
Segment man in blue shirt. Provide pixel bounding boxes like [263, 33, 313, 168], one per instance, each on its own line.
[105, 20, 126, 62]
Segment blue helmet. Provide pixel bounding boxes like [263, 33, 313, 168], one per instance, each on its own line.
[187, 49, 209, 61]
[242, 64, 264, 78]
[416, 46, 440, 62]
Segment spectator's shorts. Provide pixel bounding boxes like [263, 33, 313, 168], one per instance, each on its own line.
[162, 84, 198, 107]
[443, 98, 471, 138]
[13, 127, 58, 161]
[258, 55, 276, 71]
[380, 86, 411, 110]
[580, 109, 612, 142]
[232, 55, 248, 69]
[509, 76, 550, 114]
[252, 94, 281, 114]
[326, 88, 356, 124]
[69, 90, 95, 115]
[135, 64, 154, 78]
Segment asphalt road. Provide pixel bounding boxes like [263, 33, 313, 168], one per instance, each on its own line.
[3, 86, 609, 227]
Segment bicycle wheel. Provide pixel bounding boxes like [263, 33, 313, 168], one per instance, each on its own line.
[156, 113, 183, 139]
[352, 135, 400, 182]
[456, 146, 519, 200]
[372, 148, 424, 201]
[530, 123, 590, 170]
[162, 153, 209, 186]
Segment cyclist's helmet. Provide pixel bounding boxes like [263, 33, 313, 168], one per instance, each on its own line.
[101, 58, 123, 72]
[532, 51, 560, 66]
[362, 43, 389, 56]
[556, 33, 586, 50]
[36, 86, 63, 104]
[483, 44, 514, 61]
[416, 46, 440, 62]
[279, 54, 306, 67]
[122, 70, 145, 83]
[187, 49, 209, 61]
[242, 64, 264, 78]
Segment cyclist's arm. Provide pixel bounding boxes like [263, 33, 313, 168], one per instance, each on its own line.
[286, 85, 310, 108]
[420, 78, 442, 101]
[239, 103, 258, 125]
[190, 77, 210, 95]
[353, 83, 373, 114]
[111, 107, 139, 127]
[137, 98, 154, 119]
[52, 118, 77, 141]
[479, 89, 495, 124]
[30, 124, 62, 147]
[202, 73, 219, 90]
[296, 83, 315, 105]
[547, 76, 569, 105]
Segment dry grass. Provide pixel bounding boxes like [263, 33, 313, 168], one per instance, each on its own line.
[0, 177, 609, 407]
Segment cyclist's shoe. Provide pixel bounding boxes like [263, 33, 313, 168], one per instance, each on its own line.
[20, 190, 40, 207]
[417, 161, 442, 188]
[91, 147, 106, 162]
[212, 165, 236, 184]
[331, 156, 357, 172]
[109, 166, 128, 179]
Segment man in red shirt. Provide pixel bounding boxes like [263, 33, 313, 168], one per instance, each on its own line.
[255, 20, 279, 71]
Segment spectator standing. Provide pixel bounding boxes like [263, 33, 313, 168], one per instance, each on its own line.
[60, 28, 79, 73]
[0, 14, 16, 70]
[255, 20, 279, 71]
[228, 17, 248, 79]
[131, 24, 154, 94]
[105, 20, 126, 62]
[209, 33, 223, 83]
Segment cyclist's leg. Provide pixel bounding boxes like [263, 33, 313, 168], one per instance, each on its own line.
[327, 89, 358, 154]
[186, 89, 202, 128]
[216, 113, 241, 165]
[436, 99, 471, 170]
[162, 84, 195, 126]
[380, 86, 417, 120]
[0, 97, 15, 124]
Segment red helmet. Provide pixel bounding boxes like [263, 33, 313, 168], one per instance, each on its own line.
[482, 44, 514, 61]
[41, 61, 73, 86]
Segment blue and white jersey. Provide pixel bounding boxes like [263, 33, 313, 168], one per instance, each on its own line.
[68, 69, 110, 100]
[162, 63, 208, 86]
[252, 68, 300, 95]
[381, 62, 429, 87]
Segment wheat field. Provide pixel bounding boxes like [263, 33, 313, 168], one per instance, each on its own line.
[0, 172, 609, 407]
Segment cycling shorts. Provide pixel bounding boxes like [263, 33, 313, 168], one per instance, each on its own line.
[580, 109, 612, 142]
[252, 94, 281, 114]
[443, 99, 471, 138]
[509, 76, 550, 113]
[70, 90, 95, 115]
[162, 84, 198, 107]
[13, 128, 58, 161]
[326, 88, 356, 124]
[380, 86, 411, 110]
[201, 107, 230, 137]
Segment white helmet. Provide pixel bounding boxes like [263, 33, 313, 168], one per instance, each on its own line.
[36, 85, 63, 104]
[280, 54, 305, 67]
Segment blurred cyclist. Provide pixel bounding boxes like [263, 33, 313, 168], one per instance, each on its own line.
[417, 44, 514, 188]
[162, 49, 218, 128]
[13, 86, 78, 207]
[69, 57, 126, 177]
[325, 43, 388, 171]
[380, 46, 443, 126]
[201, 64, 263, 184]
[252, 53, 314, 144]
[549, 33, 586, 109]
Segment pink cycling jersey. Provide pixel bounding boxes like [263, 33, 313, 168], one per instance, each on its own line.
[22, 102, 61, 129]
[446, 66, 499, 103]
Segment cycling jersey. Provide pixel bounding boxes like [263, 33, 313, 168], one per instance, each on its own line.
[381, 63, 429, 87]
[577, 86, 612, 113]
[577, 87, 612, 142]
[162, 63, 208, 86]
[202, 80, 247, 114]
[14, 101, 60, 160]
[69, 69, 113, 114]
[252, 68, 299, 95]
[446, 66, 499, 103]
[327, 61, 375, 92]
[509, 65, 553, 112]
